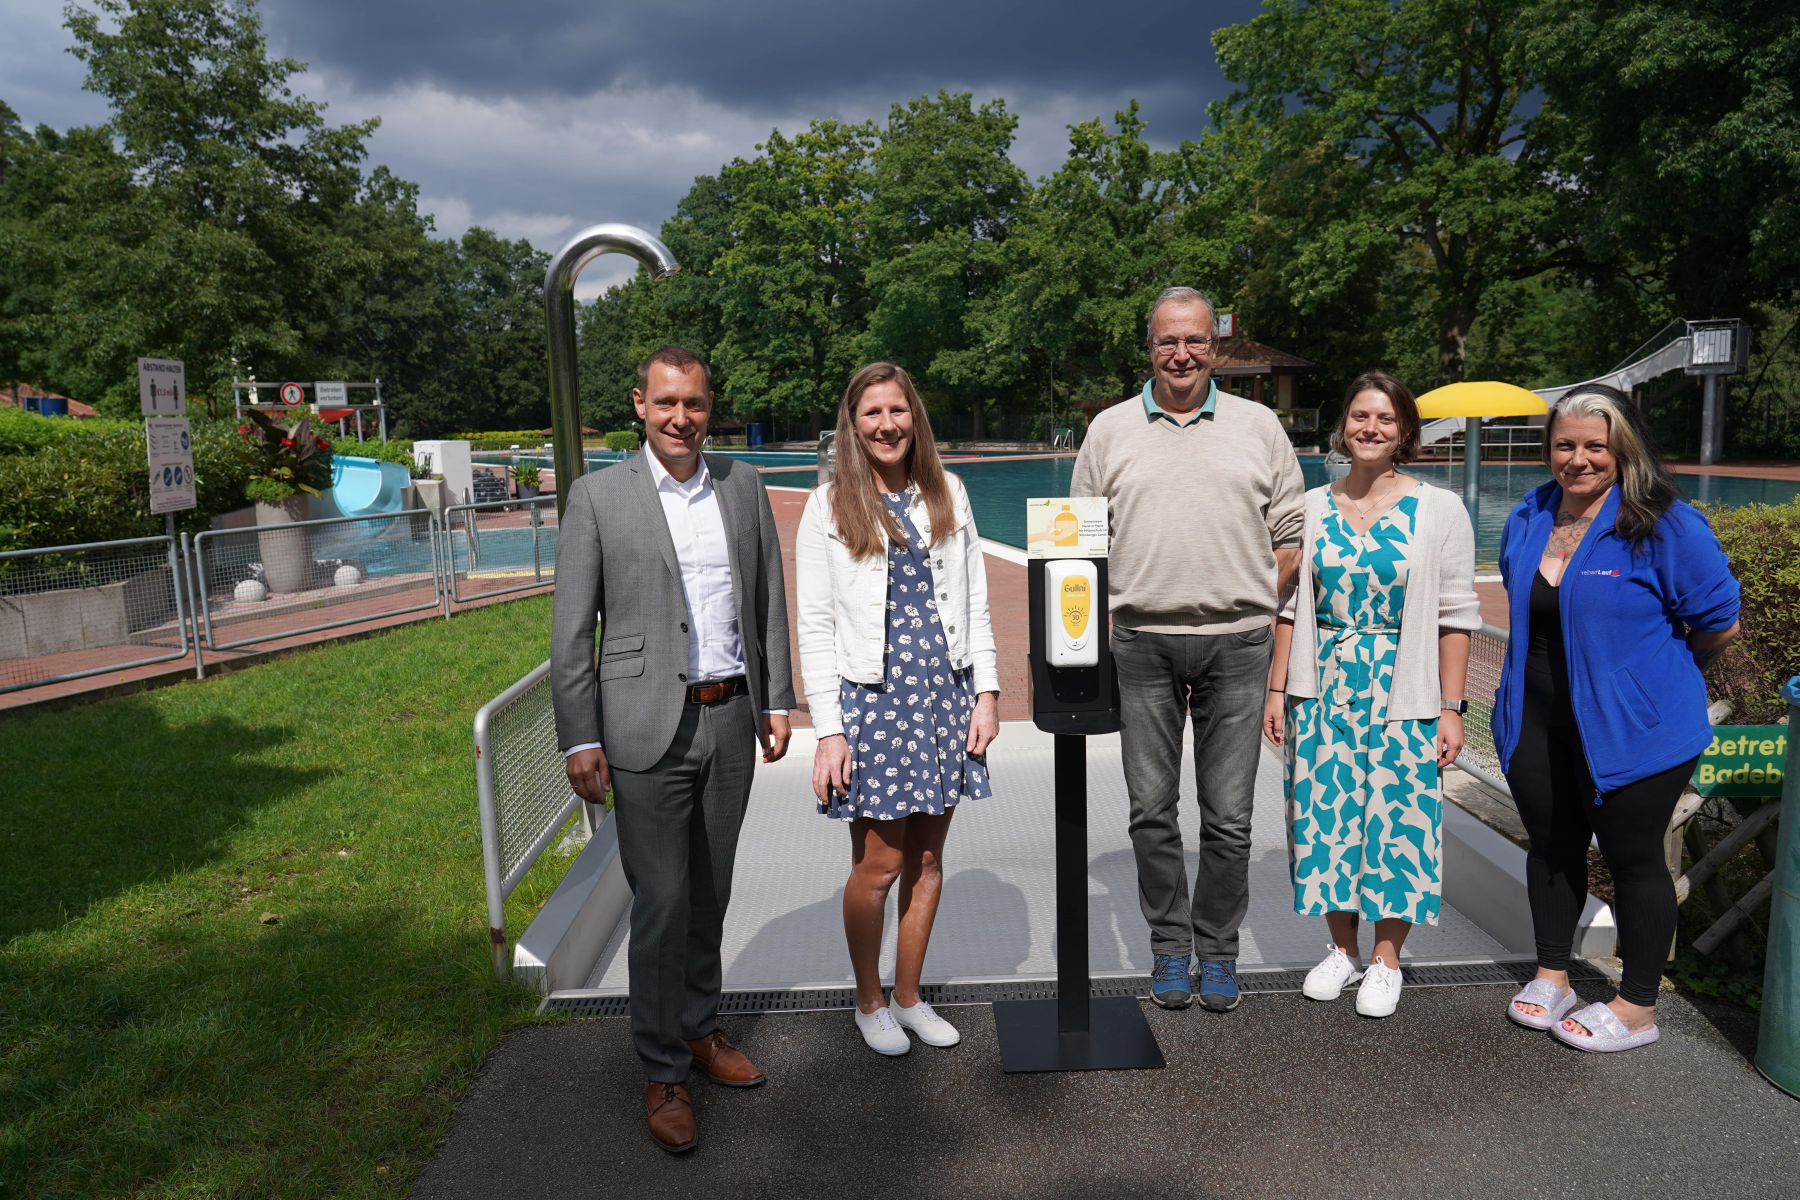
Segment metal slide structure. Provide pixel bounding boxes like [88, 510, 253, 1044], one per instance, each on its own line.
[1413, 318, 1749, 463]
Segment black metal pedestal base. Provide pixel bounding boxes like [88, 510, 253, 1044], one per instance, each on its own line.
[992, 996, 1166, 1073]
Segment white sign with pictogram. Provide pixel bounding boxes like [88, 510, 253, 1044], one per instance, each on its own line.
[146, 417, 196, 514]
[138, 357, 186, 416]
[279, 382, 305, 406]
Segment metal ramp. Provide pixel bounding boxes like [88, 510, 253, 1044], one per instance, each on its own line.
[486, 720, 1612, 1016]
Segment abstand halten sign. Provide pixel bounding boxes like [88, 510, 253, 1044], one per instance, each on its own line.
[138, 358, 194, 515]
[1694, 726, 1787, 797]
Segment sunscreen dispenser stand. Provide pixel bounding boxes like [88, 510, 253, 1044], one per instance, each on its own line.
[993, 499, 1165, 1073]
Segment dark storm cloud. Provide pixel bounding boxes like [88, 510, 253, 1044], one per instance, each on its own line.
[265, 0, 1264, 129]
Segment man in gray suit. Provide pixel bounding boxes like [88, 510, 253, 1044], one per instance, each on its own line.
[553, 345, 794, 1154]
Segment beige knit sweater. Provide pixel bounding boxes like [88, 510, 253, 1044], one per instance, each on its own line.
[1071, 391, 1305, 634]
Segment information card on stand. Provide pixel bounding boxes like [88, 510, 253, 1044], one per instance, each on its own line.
[1025, 497, 1108, 558]
[146, 417, 196, 514]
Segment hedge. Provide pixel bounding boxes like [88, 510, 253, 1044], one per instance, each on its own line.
[0, 407, 138, 456]
[0, 423, 257, 551]
[1701, 499, 1800, 723]
[604, 431, 639, 452]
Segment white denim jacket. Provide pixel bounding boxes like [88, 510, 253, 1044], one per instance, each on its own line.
[796, 474, 1000, 738]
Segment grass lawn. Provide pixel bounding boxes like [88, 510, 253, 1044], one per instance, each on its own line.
[0, 596, 583, 1198]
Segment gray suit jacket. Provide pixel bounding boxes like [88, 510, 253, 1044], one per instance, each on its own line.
[551, 451, 796, 773]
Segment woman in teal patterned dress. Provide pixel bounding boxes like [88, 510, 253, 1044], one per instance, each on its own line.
[1263, 372, 1479, 1017]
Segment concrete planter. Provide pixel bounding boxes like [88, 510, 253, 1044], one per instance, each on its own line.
[411, 478, 447, 520]
[254, 495, 312, 594]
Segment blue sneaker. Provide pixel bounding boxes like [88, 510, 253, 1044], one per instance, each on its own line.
[1150, 954, 1193, 1009]
[1197, 960, 1241, 1011]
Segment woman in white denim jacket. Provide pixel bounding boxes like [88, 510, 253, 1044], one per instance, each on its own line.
[795, 362, 999, 1056]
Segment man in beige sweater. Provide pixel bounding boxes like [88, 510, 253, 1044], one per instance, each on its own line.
[1071, 286, 1304, 1013]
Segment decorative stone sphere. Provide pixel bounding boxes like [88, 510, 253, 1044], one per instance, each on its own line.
[333, 564, 363, 589]
[234, 579, 269, 604]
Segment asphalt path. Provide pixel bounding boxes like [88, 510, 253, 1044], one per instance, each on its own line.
[413, 982, 1797, 1199]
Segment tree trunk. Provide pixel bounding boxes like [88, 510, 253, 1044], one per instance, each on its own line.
[971, 396, 988, 441]
[809, 410, 822, 439]
[1437, 297, 1476, 386]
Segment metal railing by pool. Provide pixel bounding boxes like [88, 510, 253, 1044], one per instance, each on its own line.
[1456, 623, 1509, 796]
[0, 534, 194, 693]
[439, 497, 558, 610]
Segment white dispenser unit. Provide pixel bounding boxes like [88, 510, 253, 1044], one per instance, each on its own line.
[1044, 559, 1099, 667]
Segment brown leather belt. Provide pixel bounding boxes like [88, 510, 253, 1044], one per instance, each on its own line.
[685, 677, 744, 705]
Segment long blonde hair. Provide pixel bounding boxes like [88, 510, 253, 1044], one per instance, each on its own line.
[1543, 384, 1679, 549]
[828, 363, 956, 559]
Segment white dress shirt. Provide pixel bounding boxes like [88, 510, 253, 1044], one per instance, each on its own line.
[564, 450, 782, 757]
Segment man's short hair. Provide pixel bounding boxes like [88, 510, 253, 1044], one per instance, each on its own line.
[1145, 286, 1217, 342]
[636, 346, 712, 393]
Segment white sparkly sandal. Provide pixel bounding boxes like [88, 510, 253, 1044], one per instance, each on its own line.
[891, 998, 961, 1047]
[1302, 945, 1364, 1001]
[1552, 1002, 1659, 1053]
[1507, 978, 1581, 1031]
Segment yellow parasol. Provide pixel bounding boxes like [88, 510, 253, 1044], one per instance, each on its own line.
[1414, 380, 1548, 419]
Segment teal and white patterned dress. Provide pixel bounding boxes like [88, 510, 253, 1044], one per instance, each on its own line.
[1285, 491, 1442, 925]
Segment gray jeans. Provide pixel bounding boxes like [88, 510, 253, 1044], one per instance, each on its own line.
[609, 691, 756, 1082]
[1111, 625, 1272, 961]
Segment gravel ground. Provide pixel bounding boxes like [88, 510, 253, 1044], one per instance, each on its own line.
[412, 982, 1798, 1200]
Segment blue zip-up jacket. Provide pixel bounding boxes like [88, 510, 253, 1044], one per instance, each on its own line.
[1492, 482, 1740, 795]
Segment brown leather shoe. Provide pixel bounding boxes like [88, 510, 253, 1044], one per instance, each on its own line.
[644, 1081, 696, 1153]
[685, 1030, 766, 1088]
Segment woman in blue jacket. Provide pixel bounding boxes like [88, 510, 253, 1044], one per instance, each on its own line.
[1494, 385, 1739, 1053]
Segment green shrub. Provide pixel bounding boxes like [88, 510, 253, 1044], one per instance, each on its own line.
[604, 430, 639, 452]
[0, 424, 256, 551]
[0, 408, 138, 456]
[1700, 499, 1800, 722]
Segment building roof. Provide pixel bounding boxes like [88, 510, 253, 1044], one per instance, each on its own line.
[0, 386, 99, 418]
[1209, 337, 1319, 375]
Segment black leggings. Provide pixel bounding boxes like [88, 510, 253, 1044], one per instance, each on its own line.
[1506, 664, 1693, 1007]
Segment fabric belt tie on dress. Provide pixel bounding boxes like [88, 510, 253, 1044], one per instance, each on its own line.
[685, 677, 745, 705]
[1316, 624, 1400, 712]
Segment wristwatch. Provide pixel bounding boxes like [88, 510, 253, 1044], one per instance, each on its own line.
[1442, 700, 1469, 715]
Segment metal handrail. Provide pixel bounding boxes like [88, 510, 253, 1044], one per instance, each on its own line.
[193, 508, 442, 651]
[474, 658, 591, 979]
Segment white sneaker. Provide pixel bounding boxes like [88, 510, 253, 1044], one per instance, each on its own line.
[854, 1006, 911, 1055]
[891, 998, 961, 1047]
[1302, 945, 1364, 1001]
[1355, 959, 1403, 1017]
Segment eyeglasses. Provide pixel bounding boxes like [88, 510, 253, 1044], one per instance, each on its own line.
[1152, 337, 1214, 356]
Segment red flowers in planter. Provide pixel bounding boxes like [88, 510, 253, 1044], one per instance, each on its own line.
[241, 408, 334, 500]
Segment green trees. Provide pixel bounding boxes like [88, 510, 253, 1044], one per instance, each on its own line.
[0, 0, 547, 437]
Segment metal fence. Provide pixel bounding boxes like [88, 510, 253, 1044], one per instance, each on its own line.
[0, 535, 192, 693]
[1456, 623, 1510, 795]
[440, 497, 558, 608]
[475, 659, 595, 978]
[192, 509, 442, 652]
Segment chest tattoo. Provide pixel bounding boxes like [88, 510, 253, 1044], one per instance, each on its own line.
[1543, 511, 1592, 561]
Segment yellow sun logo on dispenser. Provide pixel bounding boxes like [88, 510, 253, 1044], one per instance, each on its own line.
[1060, 573, 1090, 640]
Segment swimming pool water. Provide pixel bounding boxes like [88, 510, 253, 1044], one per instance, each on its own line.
[494, 450, 1800, 570]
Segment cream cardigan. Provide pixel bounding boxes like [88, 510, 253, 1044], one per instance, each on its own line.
[1278, 480, 1481, 722]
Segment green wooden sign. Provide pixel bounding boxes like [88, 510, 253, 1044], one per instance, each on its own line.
[1694, 726, 1789, 797]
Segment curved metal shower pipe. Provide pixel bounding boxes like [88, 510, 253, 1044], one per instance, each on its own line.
[543, 223, 680, 513]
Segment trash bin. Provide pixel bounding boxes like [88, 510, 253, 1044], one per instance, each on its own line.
[1759, 677, 1800, 1098]
[747, 422, 767, 447]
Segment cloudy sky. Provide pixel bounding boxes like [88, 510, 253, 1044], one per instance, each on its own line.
[3, 0, 1263, 297]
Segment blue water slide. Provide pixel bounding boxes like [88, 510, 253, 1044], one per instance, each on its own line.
[325, 455, 410, 517]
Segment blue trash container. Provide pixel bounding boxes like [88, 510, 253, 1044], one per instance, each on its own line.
[1758, 677, 1800, 1098]
[747, 422, 767, 447]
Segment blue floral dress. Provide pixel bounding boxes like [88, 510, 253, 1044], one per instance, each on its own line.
[821, 491, 991, 821]
[1284, 491, 1442, 925]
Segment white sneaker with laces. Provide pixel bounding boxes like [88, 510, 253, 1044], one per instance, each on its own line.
[891, 998, 961, 1047]
[1355, 959, 1403, 1018]
[854, 1006, 911, 1055]
[1302, 945, 1364, 1001]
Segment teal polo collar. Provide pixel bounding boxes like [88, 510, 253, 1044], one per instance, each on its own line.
[1141, 377, 1217, 427]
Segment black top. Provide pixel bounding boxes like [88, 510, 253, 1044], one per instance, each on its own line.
[1525, 569, 1574, 716]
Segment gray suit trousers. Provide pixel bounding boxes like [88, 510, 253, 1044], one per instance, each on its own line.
[609, 690, 756, 1082]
